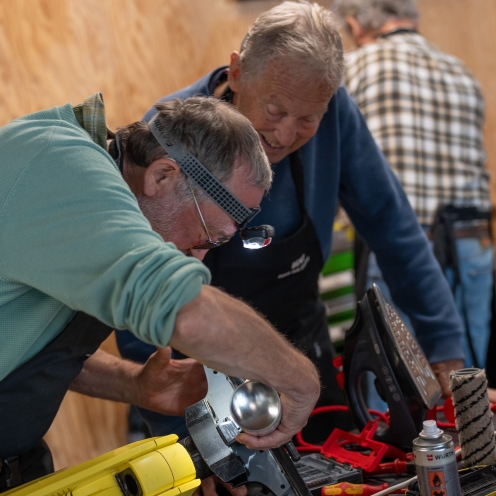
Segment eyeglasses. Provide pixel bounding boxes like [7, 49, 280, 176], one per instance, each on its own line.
[190, 187, 233, 250]
[150, 115, 261, 228]
[148, 115, 274, 249]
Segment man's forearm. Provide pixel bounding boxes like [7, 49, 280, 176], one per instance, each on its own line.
[69, 349, 140, 403]
[170, 285, 320, 403]
[170, 285, 320, 448]
[70, 348, 208, 416]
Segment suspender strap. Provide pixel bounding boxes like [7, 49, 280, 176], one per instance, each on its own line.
[289, 151, 306, 213]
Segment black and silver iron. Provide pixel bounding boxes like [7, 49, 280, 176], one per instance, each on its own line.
[342, 284, 442, 450]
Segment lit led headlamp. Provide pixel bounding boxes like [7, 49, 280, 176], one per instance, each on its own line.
[149, 114, 274, 249]
[240, 225, 275, 249]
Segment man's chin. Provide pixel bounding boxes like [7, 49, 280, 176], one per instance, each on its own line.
[265, 149, 290, 164]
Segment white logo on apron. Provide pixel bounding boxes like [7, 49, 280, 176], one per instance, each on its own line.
[277, 253, 310, 279]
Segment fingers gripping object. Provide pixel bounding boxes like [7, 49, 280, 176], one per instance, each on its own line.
[229, 380, 303, 474]
[184, 368, 310, 496]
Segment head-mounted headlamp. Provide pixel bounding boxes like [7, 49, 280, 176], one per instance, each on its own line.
[148, 113, 274, 249]
[240, 225, 275, 249]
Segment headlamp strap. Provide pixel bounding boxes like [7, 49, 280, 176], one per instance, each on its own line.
[149, 114, 256, 227]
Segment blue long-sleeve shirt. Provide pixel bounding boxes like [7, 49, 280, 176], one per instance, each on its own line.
[140, 67, 464, 364]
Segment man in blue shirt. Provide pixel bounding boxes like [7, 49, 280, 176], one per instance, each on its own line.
[339, 0, 493, 372]
[118, 1, 465, 442]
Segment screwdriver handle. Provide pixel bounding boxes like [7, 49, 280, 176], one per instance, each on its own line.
[284, 441, 301, 462]
[322, 482, 388, 496]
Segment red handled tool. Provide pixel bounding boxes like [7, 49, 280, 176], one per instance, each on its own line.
[322, 482, 388, 496]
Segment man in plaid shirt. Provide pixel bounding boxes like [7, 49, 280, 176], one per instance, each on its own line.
[338, 0, 493, 370]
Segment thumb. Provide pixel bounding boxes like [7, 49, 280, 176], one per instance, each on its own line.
[146, 346, 173, 370]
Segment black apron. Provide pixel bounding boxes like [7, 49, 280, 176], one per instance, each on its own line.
[0, 312, 113, 491]
[204, 152, 354, 443]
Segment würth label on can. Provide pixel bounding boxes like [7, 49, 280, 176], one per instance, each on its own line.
[415, 449, 456, 466]
[413, 421, 461, 496]
[414, 449, 459, 496]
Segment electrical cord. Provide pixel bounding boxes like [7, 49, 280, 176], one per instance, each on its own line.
[295, 405, 390, 452]
[294, 404, 469, 478]
[296, 399, 496, 494]
[436, 402, 496, 430]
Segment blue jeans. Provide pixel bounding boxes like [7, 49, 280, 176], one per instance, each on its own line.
[366, 237, 493, 410]
[368, 237, 493, 367]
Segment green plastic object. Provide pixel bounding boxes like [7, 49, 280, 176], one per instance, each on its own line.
[320, 284, 354, 302]
[322, 251, 354, 276]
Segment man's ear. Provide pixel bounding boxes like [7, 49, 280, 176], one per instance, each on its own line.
[228, 51, 243, 93]
[142, 158, 180, 198]
[346, 16, 376, 46]
[346, 16, 362, 45]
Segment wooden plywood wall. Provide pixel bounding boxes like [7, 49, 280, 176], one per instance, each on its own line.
[418, 0, 496, 180]
[1, 0, 495, 473]
[0, 0, 280, 128]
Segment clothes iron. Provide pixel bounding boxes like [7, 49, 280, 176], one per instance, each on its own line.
[342, 284, 442, 450]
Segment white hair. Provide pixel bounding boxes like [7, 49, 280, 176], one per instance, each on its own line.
[240, 1, 344, 94]
[334, 0, 419, 31]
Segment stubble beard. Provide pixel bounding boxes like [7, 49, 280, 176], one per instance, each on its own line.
[137, 194, 185, 245]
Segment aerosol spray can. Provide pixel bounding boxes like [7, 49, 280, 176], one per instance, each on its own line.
[413, 420, 461, 496]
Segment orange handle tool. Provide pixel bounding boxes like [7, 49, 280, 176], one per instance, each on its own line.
[322, 482, 388, 496]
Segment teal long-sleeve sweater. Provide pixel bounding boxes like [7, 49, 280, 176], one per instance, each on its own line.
[0, 103, 211, 380]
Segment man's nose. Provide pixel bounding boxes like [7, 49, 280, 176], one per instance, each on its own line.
[189, 249, 208, 261]
[274, 117, 298, 146]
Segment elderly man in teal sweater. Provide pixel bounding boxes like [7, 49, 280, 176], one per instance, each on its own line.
[0, 93, 320, 491]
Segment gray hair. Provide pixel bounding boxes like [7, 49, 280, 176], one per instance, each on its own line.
[240, 0, 344, 94]
[334, 0, 418, 31]
[116, 97, 272, 202]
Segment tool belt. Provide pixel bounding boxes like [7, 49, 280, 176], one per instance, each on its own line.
[430, 205, 492, 273]
[426, 220, 491, 241]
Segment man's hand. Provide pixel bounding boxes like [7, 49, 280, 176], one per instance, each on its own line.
[430, 359, 464, 398]
[70, 348, 207, 416]
[135, 347, 207, 415]
[171, 285, 321, 451]
[193, 476, 247, 496]
[235, 387, 316, 450]
[487, 388, 496, 404]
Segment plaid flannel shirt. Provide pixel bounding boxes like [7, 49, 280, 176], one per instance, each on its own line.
[73, 92, 114, 150]
[344, 31, 491, 226]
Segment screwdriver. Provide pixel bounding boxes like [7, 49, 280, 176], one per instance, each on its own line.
[322, 482, 389, 496]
